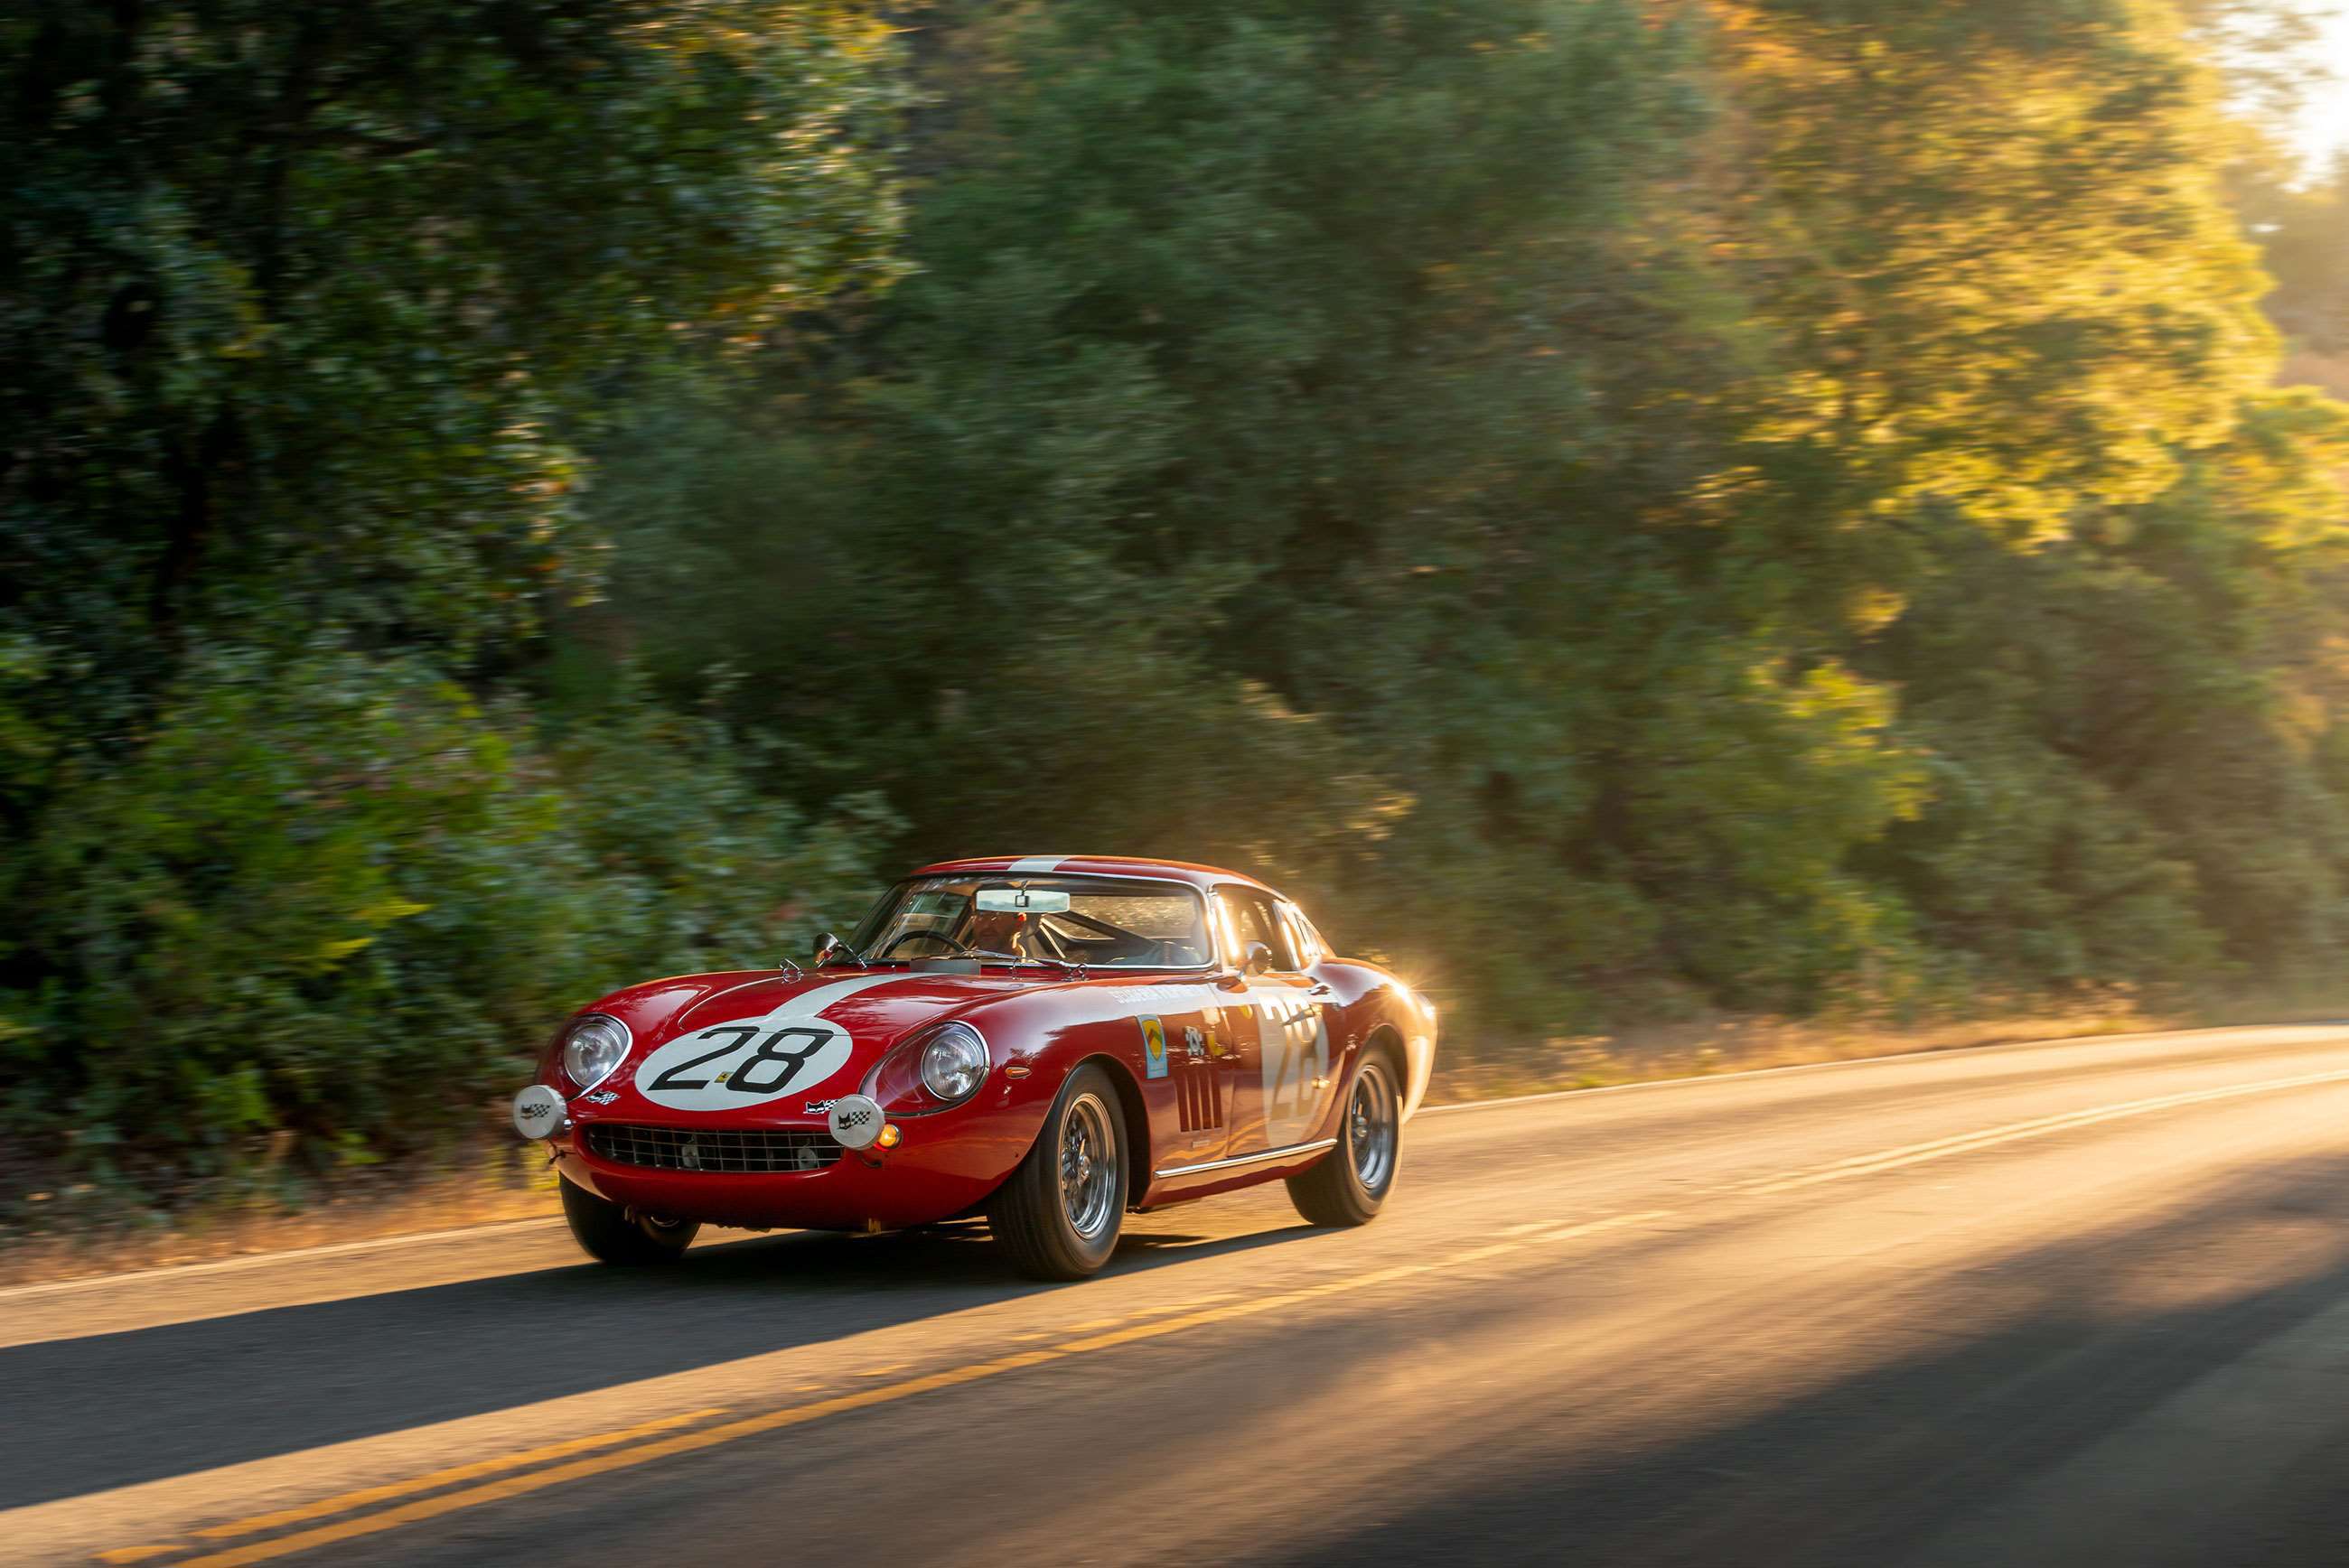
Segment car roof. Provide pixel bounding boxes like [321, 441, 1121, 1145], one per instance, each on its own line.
[906, 854, 1280, 899]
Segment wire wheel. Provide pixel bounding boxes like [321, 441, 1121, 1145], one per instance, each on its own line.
[991, 1062, 1128, 1280]
[1059, 1090, 1120, 1242]
[1286, 1045, 1403, 1228]
[1348, 1058, 1398, 1194]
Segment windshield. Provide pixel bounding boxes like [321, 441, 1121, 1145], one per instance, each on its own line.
[848, 875, 1213, 969]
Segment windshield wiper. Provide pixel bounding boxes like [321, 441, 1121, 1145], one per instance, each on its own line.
[969, 948, 1090, 978]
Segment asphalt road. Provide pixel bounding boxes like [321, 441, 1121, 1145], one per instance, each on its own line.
[10, 1024, 2349, 1567]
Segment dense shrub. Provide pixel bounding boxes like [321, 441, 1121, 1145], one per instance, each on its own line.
[0, 651, 884, 1193]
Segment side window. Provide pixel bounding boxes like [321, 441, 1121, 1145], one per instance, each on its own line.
[1278, 903, 1321, 965]
[1217, 889, 1298, 971]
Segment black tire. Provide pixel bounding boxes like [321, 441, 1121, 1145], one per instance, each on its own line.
[560, 1175, 700, 1265]
[988, 1062, 1127, 1281]
[1287, 1046, 1402, 1227]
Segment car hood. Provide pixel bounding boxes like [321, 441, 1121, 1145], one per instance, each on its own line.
[601, 967, 1058, 1047]
[566, 966, 1068, 1120]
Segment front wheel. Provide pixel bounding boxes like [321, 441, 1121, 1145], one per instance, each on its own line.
[560, 1176, 700, 1265]
[989, 1063, 1127, 1280]
[1287, 1050, 1401, 1227]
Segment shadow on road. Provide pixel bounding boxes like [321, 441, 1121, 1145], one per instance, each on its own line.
[1268, 1152, 2349, 1568]
[21, 1145, 2349, 1567]
[0, 1214, 1318, 1509]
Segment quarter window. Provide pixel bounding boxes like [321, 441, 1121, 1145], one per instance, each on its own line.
[1279, 903, 1322, 965]
[1216, 889, 1297, 971]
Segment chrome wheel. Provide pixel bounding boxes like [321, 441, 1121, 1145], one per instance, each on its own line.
[1348, 1060, 1398, 1194]
[1059, 1091, 1120, 1241]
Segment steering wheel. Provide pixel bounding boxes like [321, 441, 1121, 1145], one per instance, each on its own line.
[875, 929, 976, 959]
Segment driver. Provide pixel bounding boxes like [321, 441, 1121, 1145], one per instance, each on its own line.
[966, 907, 1033, 959]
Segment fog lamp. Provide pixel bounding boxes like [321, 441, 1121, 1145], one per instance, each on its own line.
[828, 1093, 886, 1150]
[512, 1084, 566, 1141]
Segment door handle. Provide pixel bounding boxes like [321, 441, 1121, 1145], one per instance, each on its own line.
[1306, 982, 1334, 998]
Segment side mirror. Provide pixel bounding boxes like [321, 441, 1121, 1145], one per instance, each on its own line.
[1215, 939, 1276, 991]
[811, 931, 844, 965]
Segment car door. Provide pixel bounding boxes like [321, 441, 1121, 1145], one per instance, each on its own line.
[1213, 886, 1335, 1155]
[1143, 977, 1234, 1170]
[1047, 883, 1233, 1171]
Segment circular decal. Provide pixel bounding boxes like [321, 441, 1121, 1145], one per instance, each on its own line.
[634, 1015, 856, 1112]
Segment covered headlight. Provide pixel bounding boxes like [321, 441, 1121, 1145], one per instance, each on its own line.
[918, 1022, 990, 1102]
[562, 1013, 631, 1092]
[512, 1084, 566, 1141]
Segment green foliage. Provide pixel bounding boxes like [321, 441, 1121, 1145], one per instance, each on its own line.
[1871, 390, 2349, 985]
[588, 0, 1940, 1037]
[0, 1, 906, 1195]
[8, 0, 2349, 1199]
[2, 0, 905, 724]
[1707, 0, 2282, 553]
[585, 0, 2349, 1052]
[0, 651, 884, 1193]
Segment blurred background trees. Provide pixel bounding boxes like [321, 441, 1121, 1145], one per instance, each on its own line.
[5, 0, 2347, 1206]
[1, 0, 906, 1194]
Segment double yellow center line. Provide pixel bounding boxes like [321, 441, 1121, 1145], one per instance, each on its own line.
[100, 1213, 1676, 1567]
[98, 1060, 2349, 1566]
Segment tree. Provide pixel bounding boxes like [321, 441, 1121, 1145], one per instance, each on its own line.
[0, 2, 906, 1194]
[2, 0, 904, 737]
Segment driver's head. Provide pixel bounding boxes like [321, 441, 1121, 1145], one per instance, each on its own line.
[967, 909, 1028, 957]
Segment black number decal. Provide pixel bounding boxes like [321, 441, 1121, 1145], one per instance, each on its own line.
[726, 1027, 835, 1094]
[648, 1026, 759, 1092]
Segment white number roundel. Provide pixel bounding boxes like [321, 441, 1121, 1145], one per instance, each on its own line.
[632, 1016, 856, 1112]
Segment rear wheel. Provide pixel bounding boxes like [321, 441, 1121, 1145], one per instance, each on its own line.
[560, 1176, 700, 1265]
[989, 1063, 1126, 1280]
[1287, 1048, 1401, 1227]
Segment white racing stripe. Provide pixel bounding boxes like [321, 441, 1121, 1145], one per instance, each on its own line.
[1005, 856, 1066, 873]
[771, 972, 914, 1018]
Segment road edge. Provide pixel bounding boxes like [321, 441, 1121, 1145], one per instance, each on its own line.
[9, 1018, 2341, 1301]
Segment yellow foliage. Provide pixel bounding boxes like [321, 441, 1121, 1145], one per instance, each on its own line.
[1700, 0, 2288, 544]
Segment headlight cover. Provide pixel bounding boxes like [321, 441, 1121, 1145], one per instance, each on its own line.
[918, 1022, 990, 1103]
[562, 1013, 631, 1093]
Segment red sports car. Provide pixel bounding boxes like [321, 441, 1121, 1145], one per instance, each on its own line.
[512, 855, 1437, 1278]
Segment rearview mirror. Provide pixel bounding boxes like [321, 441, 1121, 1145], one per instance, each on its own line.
[976, 887, 1072, 914]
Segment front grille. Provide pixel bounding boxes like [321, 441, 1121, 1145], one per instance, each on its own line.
[586, 1124, 841, 1174]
